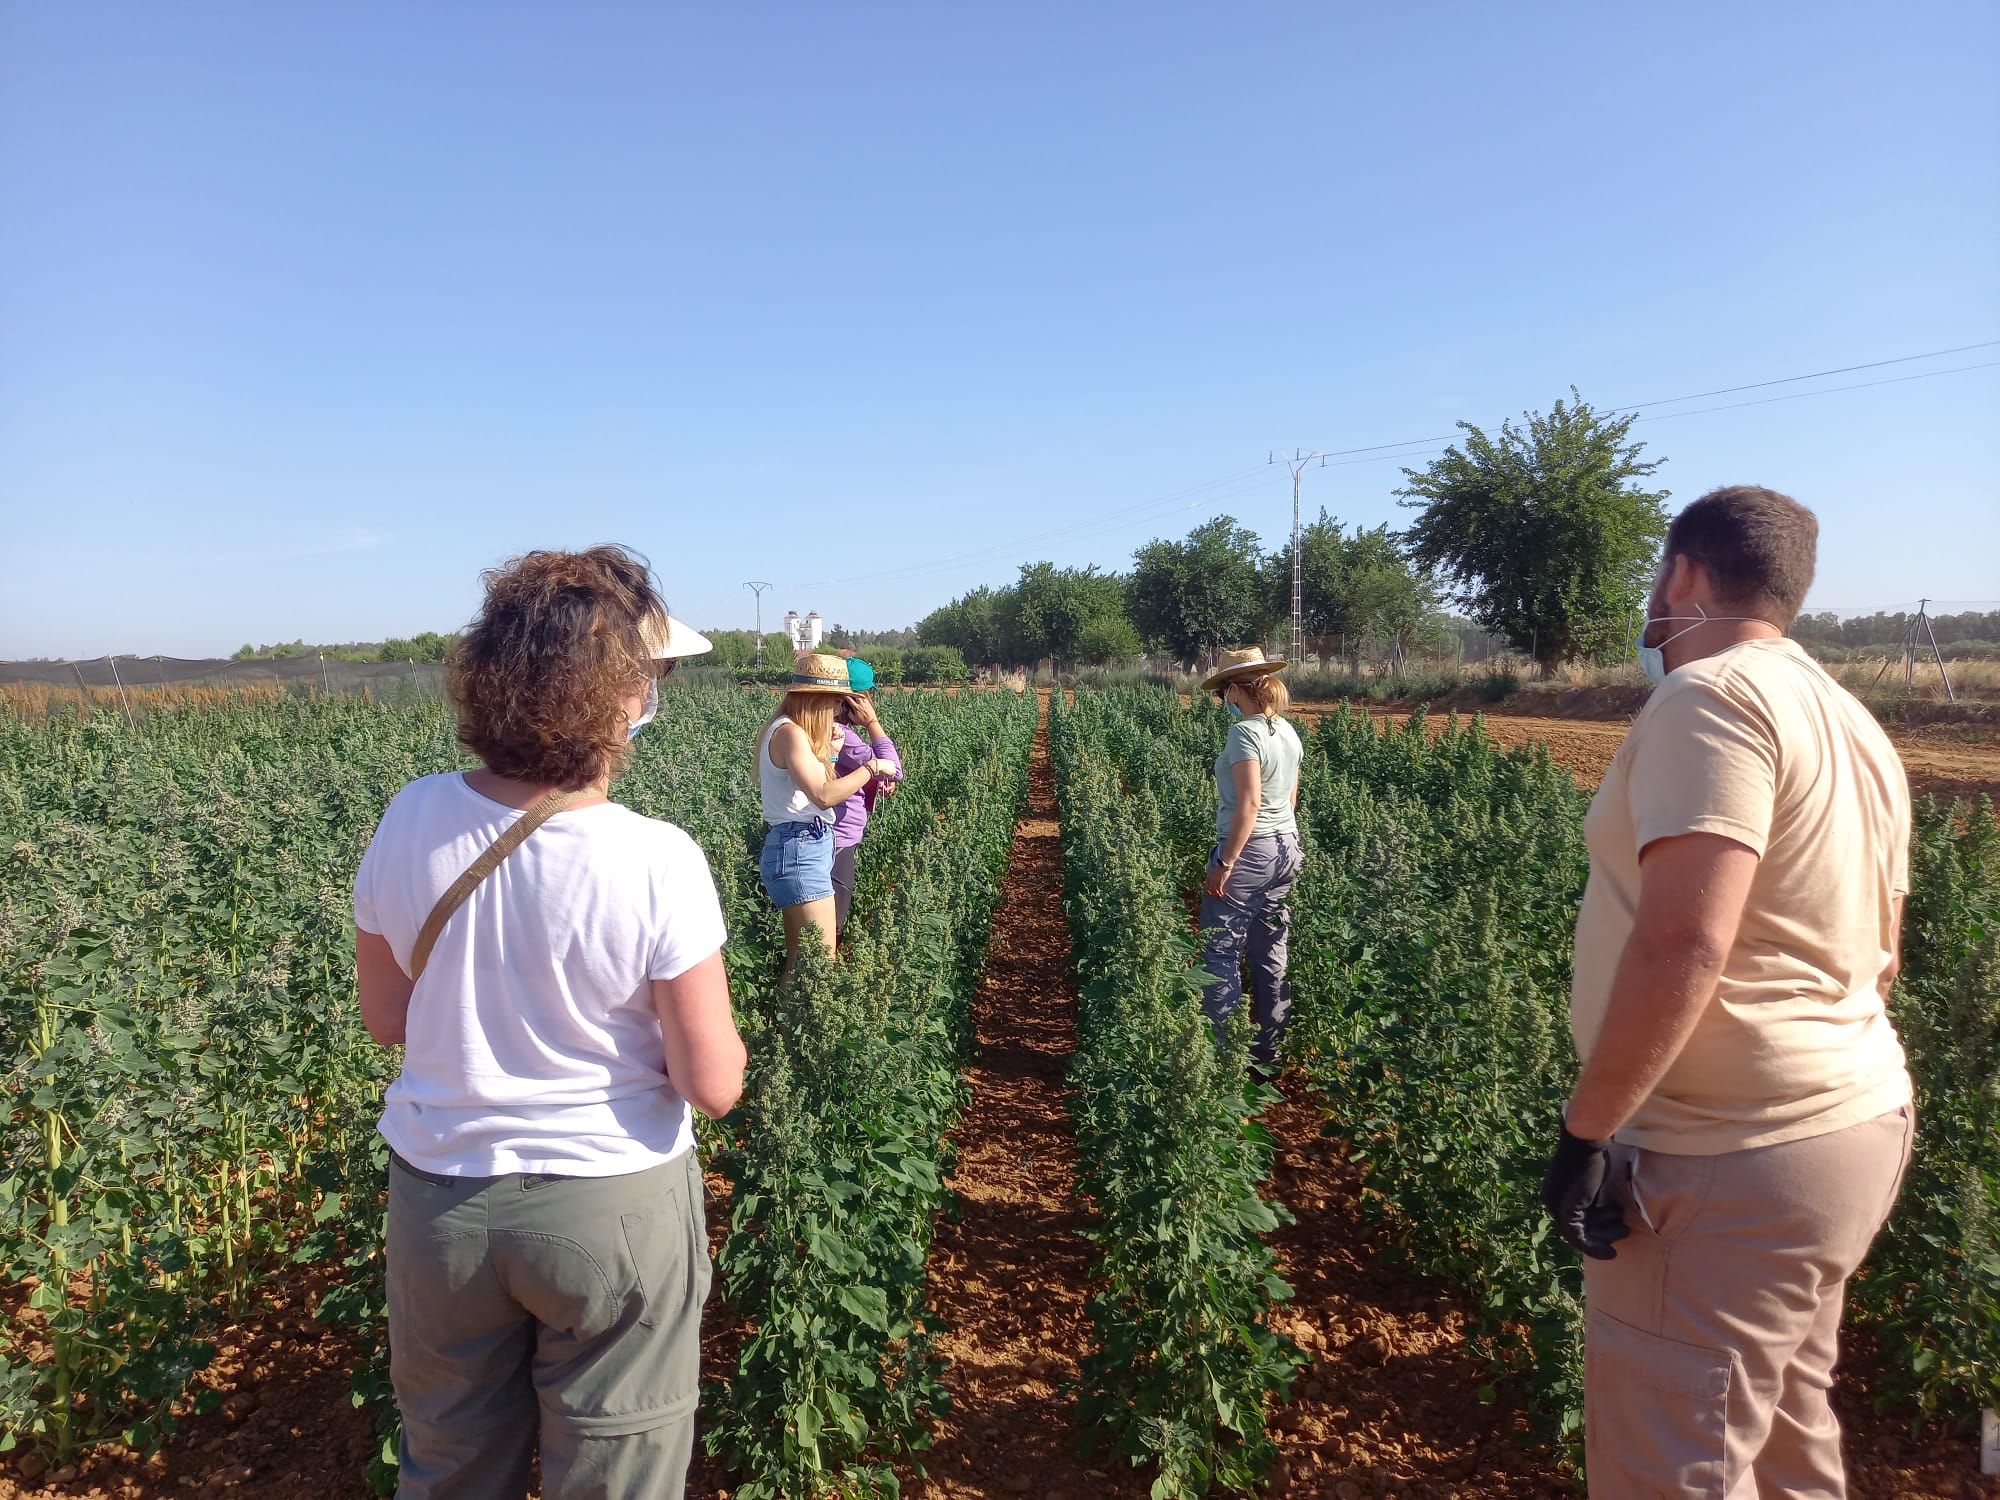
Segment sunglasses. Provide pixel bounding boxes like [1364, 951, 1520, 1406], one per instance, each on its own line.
[653, 658, 679, 679]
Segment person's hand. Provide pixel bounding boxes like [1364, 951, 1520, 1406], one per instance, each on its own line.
[1204, 859, 1235, 899]
[867, 758, 898, 780]
[1539, 1124, 1632, 1260]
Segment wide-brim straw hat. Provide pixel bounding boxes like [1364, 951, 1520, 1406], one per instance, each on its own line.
[1198, 646, 1289, 692]
[640, 613, 713, 660]
[785, 651, 855, 694]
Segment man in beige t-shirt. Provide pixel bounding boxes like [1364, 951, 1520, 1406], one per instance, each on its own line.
[1540, 486, 1914, 1499]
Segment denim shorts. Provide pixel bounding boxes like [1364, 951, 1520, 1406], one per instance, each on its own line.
[759, 817, 834, 907]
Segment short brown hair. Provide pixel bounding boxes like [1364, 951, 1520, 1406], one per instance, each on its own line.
[1664, 486, 1818, 627]
[449, 545, 666, 788]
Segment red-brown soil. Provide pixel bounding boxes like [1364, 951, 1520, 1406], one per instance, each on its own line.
[1292, 703, 2000, 805]
[6, 690, 1993, 1500]
[1256, 1088, 1996, 1500]
[911, 691, 1148, 1500]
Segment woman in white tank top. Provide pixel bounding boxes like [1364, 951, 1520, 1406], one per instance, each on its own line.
[755, 651, 897, 962]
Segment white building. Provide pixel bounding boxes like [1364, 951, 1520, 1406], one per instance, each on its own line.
[783, 610, 824, 651]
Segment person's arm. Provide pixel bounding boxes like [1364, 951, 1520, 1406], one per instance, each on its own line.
[651, 950, 747, 1118]
[1878, 893, 1906, 1002]
[853, 701, 902, 779]
[774, 721, 886, 810]
[357, 929, 414, 1046]
[1562, 832, 1760, 1138]
[1204, 759, 1262, 898]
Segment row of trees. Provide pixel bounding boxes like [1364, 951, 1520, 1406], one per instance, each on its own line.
[232, 632, 455, 663]
[918, 393, 1675, 674]
[1789, 609, 2000, 656]
[914, 516, 1461, 671]
[696, 629, 970, 684]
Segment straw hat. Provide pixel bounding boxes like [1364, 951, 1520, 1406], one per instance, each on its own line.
[640, 613, 713, 660]
[1198, 646, 1289, 692]
[786, 651, 854, 694]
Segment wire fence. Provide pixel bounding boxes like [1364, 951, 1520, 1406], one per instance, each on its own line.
[0, 656, 448, 717]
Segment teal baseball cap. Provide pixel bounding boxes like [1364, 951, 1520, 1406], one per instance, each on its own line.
[847, 658, 875, 692]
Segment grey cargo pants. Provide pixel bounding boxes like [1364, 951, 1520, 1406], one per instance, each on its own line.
[1198, 831, 1304, 1070]
[386, 1146, 711, 1500]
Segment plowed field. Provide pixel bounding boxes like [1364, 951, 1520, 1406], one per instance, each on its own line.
[1295, 705, 2000, 805]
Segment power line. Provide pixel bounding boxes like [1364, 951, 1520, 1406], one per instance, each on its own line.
[1298, 338, 2000, 461]
[1300, 359, 2000, 474]
[786, 340, 2000, 594]
[1615, 339, 2000, 410]
[1631, 360, 2000, 423]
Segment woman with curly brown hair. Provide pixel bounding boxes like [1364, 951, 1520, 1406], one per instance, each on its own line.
[352, 544, 745, 1500]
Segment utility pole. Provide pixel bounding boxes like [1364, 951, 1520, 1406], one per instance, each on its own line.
[743, 581, 773, 651]
[1907, 598, 1957, 703]
[1269, 450, 1329, 665]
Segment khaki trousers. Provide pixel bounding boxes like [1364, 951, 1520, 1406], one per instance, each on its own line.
[1583, 1106, 1913, 1500]
[386, 1147, 712, 1500]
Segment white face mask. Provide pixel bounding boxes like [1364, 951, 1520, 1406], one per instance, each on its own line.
[627, 677, 658, 740]
[1633, 602, 1763, 685]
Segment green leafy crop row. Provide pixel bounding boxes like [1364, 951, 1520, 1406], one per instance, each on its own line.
[1, 683, 1035, 1498]
[1048, 690, 1303, 1497]
[695, 688, 1034, 1499]
[1087, 683, 1999, 1458]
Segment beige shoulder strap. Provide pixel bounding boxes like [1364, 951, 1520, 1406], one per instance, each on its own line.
[408, 786, 586, 980]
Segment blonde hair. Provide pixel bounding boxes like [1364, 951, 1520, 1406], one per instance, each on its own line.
[756, 690, 841, 783]
[1241, 672, 1289, 718]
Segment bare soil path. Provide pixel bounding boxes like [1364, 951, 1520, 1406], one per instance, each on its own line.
[915, 690, 1146, 1500]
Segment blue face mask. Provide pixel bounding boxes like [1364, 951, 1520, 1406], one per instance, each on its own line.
[1226, 702, 1245, 720]
[627, 678, 658, 740]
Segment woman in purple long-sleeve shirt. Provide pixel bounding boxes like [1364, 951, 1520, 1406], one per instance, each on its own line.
[829, 656, 903, 939]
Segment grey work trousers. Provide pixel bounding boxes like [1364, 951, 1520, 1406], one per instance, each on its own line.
[1583, 1105, 1914, 1499]
[385, 1146, 712, 1500]
[1197, 831, 1303, 1069]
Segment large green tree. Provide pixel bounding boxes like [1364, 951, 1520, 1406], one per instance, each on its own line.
[1398, 392, 1669, 673]
[1264, 511, 1445, 668]
[1128, 516, 1273, 665]
[917, 586, 1006, 665]
[1000, 563, 1128, 665]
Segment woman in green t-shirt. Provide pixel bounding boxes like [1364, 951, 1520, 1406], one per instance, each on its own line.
[1197, 647, 1304, 1075]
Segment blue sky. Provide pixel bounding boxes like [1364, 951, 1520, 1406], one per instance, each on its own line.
[3, 3, 1996, 658]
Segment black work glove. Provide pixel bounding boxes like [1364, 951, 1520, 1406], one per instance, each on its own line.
[1540, 1124, 1632, 1260]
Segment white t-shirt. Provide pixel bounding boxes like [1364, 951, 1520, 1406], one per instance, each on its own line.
[353, 772, 728, 1177]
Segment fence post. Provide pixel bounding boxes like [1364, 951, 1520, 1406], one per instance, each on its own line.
[106, 656, 135, 729]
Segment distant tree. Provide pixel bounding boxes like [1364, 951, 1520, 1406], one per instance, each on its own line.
[1264, 515, 1450, 670]
[1000, 563, 1128, 665]
[1129, 516, 1273, 664]
[1399, 391, 1669, 674]
[902, 644, 969, 683]
[1074, 613, 1143, 666]
[759, 633, 794, 671]
[702, 630, 760, 670]
[865, 646, 904, 684]
[1263, 508, 1354, 659]
[919, 586, 1008, 665]
[847, 626, 919, 651]
[378, 631, 454, 663]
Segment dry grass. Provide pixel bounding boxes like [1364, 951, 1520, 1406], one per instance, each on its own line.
[1827, 657, 2000, 699]
[2, 680, 293, 718]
